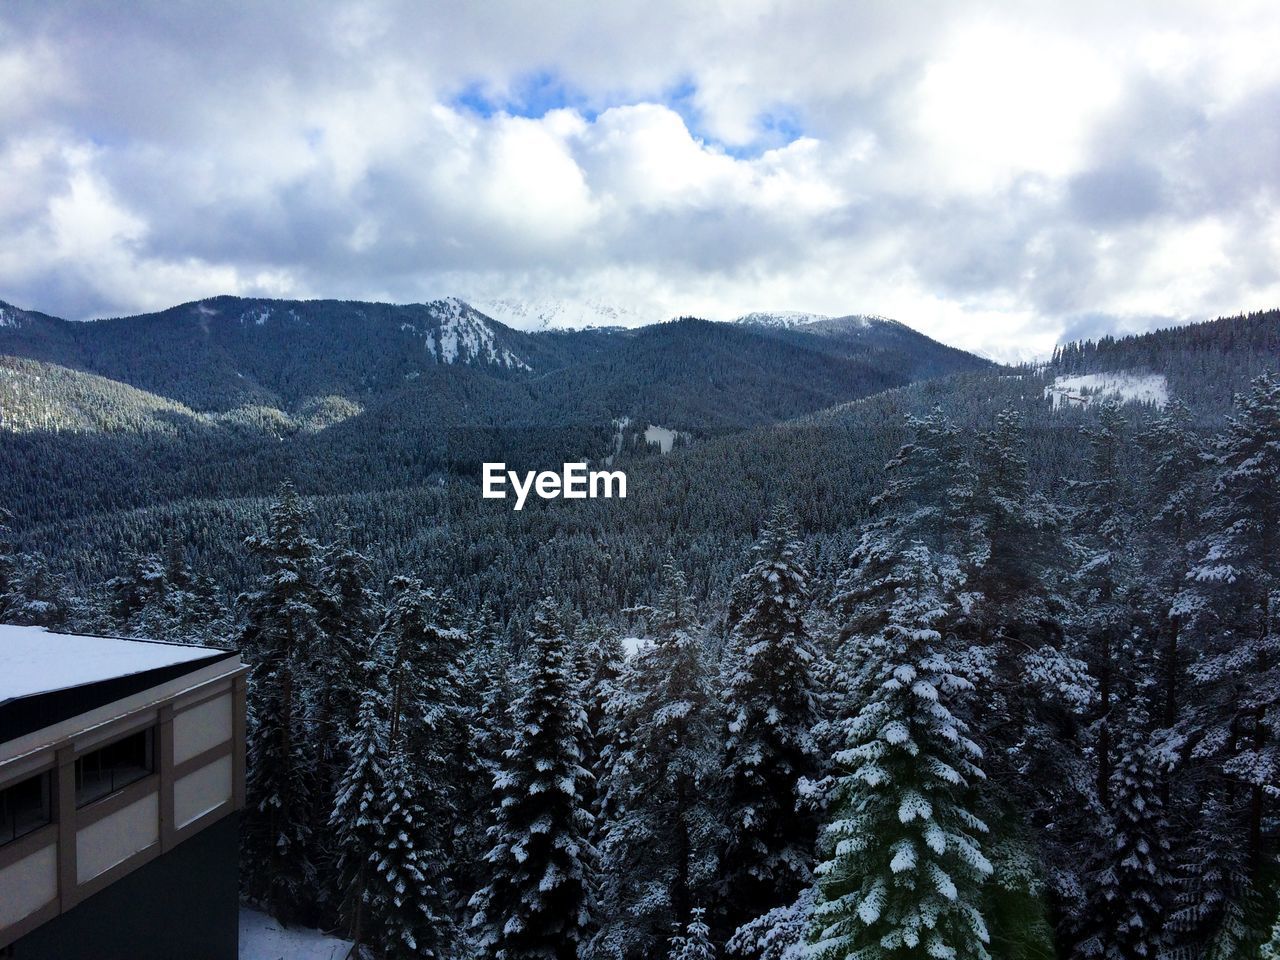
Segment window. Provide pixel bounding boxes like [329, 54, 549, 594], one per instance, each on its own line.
[75, 728, 155, 808]
[0, 771, 52, 846]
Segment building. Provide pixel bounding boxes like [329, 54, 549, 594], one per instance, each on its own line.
[0, 624, 246, 959]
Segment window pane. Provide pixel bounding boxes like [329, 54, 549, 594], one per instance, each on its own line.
[0, 772, 52, 846]
[75, 728, 155, 808]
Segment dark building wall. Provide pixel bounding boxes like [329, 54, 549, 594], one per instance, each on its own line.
[12, 813, 239, 960]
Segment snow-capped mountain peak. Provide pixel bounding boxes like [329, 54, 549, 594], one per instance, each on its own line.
[732, 311, 832, 329]
[399, 299, 531, 369]
[472, 297, 654, 331]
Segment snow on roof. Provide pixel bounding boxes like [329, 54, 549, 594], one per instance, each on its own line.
[0, 624, 228, 705]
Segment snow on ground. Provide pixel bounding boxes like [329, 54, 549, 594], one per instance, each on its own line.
[0, 624, 224, 702]
[239, 906, 352, 960]
[644, 424, 679, 453]
[1045, 372, 1168, 410]
[620, 636, 651, 658]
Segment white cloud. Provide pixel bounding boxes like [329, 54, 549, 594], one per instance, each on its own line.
[0, 1, 1276, 359]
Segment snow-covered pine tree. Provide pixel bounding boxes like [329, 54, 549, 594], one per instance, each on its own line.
[0, 508, 67, 627]
[968, 407, 1064, 634]
[366, 743, 455, 960]
[373, 576, 466, 922]
[726, 889, 815, 960]
[329, 691, 389, 954]
[1135, 399, 1205, 730]
[3, 550, 69, 627]
[875, 407, 972, 555]
[455, 628, 514, 907]
[1167, 802, 1255, 960]
[962, 406, 1086, 912]
[809, 542, 993, 960]
[593, 562, 724, 960]
[315, 536, 380, 740]
[1261, 909, 1280, 960]
[239, 481, 324, 920]
[309, 537, 381, 925]
[0, 506, 16, 614]
[1187, 372, 1280, 887]
[670, 907, 717, 960]
[1068, 401, 1137, 809]
[720, 504, 821, 942]
[575, 618, 625, 848]
[376, 575, 464, 793]
[469, 599, 595, 960]
[1075, 724, 1171, 960]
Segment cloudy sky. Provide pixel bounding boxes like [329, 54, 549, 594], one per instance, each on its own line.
[2, 1, 1278, 358]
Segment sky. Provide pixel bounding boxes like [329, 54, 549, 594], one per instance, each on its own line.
[1, 2, 1278, 359]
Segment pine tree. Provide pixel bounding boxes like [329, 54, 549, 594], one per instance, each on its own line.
[239, 482, 324, 919]
[1187, 373, 1280, 884]
[455, 628, 513, 906]
[330, 691, 389, 954]
[4, 551, 69, 627]
[809, 544, 993, 960]
[315, 536, 379, 737]
[0, 506, 16, 616]
[670, 907, 717, 960]
[366, 744, 454, 960]
[1168, 804, 1255, 960]
[594, 563, 724, 960]
[1076, 726, 1171, 960]
[311, 537, 378, 906]
[469, 599, 595, 960]
[721, 504, 821, 941]
[576, 618, 625, 849]
[1068, 401, 1136, 808]
[374, 576, 465, 926]
[968, 407, 1064, 633]
[1261, 909, 1280, 960]
[1135, 399, 1205, 730]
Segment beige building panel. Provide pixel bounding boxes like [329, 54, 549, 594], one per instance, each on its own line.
[76, 792, 159, 884]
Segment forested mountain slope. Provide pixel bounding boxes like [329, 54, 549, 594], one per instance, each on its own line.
[0, 296, 989, 531]
[7, 307, 1274, 621]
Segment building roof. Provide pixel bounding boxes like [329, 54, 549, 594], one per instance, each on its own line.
[1, 624, 236, 743]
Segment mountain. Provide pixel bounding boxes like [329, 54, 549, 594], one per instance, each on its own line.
[0, 293, 992, 537]
[10, 307, 1273, 610]
[0, 296, 988, 424]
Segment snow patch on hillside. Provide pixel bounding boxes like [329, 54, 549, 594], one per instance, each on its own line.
[239, 906, 352, 960]
[1045, 372, 1169, 410]
[644, 424, 679, 453]
[620, 636, 651, 658]
[0, 307, 17, 328]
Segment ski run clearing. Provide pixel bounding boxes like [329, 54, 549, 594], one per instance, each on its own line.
[1044, 372, 1169, 410]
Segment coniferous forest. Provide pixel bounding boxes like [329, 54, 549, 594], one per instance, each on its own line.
[1, 299, 1278, 959]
